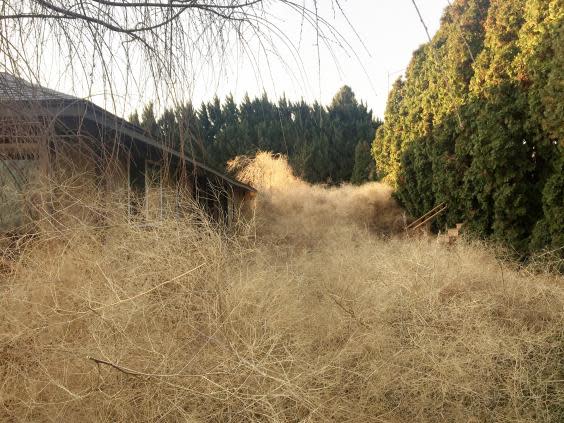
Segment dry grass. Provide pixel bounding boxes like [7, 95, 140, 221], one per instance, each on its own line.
[229, 152, 407, 244]
[0, 153, 563, 422]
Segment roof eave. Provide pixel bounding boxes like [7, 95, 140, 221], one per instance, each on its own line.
[0, 97, 256, 193]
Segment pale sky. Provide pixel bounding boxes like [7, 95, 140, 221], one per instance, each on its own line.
[187, 0, 448, 119]
[19, 1, 448, 120]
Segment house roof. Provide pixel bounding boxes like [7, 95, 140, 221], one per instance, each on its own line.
[0, 72, 255, 193]
[0, 72, 76, 102]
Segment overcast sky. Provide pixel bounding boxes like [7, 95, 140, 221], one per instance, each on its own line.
[197, 0, 447, 119]
[32, 1, 448, 120]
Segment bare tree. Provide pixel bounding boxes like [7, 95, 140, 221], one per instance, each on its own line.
[0, 0, 355, 112]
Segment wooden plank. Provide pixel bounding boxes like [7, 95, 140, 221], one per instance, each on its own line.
[0, 143, 41, 155]
[406, 202, 447, 230]
[409, 204, 448, 231]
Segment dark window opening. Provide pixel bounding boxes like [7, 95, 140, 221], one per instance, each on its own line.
[128, 157, 146, 216]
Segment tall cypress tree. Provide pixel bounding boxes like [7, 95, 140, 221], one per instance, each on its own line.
[132, 88, 378, 185]
[372, 0, 563, 253]
[351, 141, 375, 185]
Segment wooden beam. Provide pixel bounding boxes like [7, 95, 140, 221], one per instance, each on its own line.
[406, 202, 447, 230]
[0, 143, 41, 155]
[408, 204, 448, 232]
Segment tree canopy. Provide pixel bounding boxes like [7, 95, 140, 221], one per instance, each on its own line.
[372, 0, 563, 254]
[133, 86, 381, 184]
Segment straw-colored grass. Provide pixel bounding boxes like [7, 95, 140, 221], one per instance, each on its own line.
[1, 153, 563, 422]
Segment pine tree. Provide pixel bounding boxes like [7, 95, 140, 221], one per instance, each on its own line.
[132, 88, 378, 185]
[327, 86, 377, 183]
[351, 141, 375, 185]
[140, 103, 159, 139]
[157, 108, 178, 150]
[129, 111, 141, 126]
[177, 102, 205, 162]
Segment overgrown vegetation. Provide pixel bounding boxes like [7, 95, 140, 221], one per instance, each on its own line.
[130, 86, 380, 184]
[372, 0, 563, 254]
[1, 1, 563, 420]
[1, 153, 562, 422]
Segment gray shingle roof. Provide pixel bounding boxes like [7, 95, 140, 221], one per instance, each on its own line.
[0, 72, 76, 102]
[0, 72, 255, 193]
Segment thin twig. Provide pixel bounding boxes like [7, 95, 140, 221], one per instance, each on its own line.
[91, 262, 205, 310]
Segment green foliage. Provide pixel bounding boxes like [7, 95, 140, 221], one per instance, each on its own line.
[140, 103, 159, 139]
[372, 0, 563, 253]
[133, 87, 380, 185]
[531, 151, 564, 252]
[351, 141, 375, 185]
[327, 86, 378, 183]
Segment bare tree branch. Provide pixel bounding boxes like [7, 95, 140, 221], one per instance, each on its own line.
[0, 0, 358, 119]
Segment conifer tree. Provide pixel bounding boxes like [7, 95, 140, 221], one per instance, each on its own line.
[372, 0, 563, 252]
[140, 103, 159, 139]
[132, 88, 378, 185]
[351, 141, 375, 185]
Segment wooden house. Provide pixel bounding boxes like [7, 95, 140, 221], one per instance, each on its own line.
[0, 73, 255, 231]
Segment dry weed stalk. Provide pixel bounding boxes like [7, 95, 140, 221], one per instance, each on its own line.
[0, 153, 563, 422]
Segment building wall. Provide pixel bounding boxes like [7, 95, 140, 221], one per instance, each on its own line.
[1, 131, 249, 232]
[0, 119, 50, 232]
[234, 189, 256, 220]
[0, 159, 38, 231]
